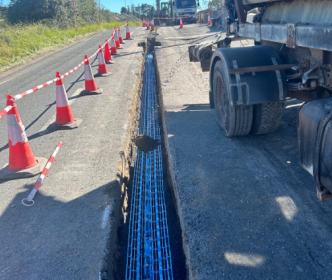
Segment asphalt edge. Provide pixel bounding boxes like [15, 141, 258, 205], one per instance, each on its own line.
[154, 46, 193, 280]
[98, 42, 145, 280]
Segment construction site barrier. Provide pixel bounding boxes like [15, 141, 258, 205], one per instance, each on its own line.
[22, 142, 63, 206]
[0, 22, 132, 181]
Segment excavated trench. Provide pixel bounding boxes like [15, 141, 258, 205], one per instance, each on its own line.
[113, 37, 187, 280]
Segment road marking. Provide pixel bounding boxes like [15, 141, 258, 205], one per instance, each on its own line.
[101, 204, 113, 229]
[38, 88, 82, 133]
[0, 78, 14, 85]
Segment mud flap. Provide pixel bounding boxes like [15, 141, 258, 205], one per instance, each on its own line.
[298, 97, 332, 201]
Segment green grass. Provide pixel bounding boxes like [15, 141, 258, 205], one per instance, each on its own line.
[0, 20, 142, 71]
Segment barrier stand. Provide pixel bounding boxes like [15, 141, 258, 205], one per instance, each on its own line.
[207, 13, 211, 25]
[48, 71, 81, 130]
[179, 17, 183, 28]
[22, 142, 63, 206]
[114, 27, 121, 48]
[0, 96, 47, 180]
[95, 45, 111, 77]
[118, 27, 124, 44]
[110, 36, 118, 54]
[80, 55, 103, 95]
[104, 39, 114, 63]
[126, 21, 132, 39]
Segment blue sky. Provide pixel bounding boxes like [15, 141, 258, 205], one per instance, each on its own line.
[1, 0, 157, 14]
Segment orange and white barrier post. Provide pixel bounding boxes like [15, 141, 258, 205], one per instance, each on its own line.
[118, 27, 124, 44]
[104, 39, 113, 63]
[96, 45, 111, 77]
[207, 13, 212, 25]
[0, 96, 47, 180]
[81, 55, 103, 95]
[22, 142, 62, 206]
[126, 21, 132, 39]
[110, 36, 118, 54]
[180, 17, 183, 28]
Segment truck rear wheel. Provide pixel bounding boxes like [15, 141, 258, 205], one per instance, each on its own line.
[251, 103, 284, 135]
[212, 60, 253, 137]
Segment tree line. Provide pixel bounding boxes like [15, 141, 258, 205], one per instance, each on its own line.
[0, 0, 116, 28]
[121, 3, 155, 19]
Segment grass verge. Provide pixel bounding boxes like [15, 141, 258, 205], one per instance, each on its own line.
[0, 21, 141, 71]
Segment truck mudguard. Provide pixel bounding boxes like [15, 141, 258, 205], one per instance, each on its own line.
[210, 45, 287, 106]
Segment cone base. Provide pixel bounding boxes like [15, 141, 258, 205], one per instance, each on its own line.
[105, 61, 114, 64]
[80, 88, 103, 95]
[0, 157, 47, 181]
[95, 72, 112, 77]
[48, 118, 82, 131]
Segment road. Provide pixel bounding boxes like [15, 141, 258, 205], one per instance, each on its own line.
[2, 22, 332, 280]
[0, 27, 148, 280]
[155, 24, 332, 280]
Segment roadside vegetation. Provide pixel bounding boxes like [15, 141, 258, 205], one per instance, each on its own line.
[0, 0, 142, 70]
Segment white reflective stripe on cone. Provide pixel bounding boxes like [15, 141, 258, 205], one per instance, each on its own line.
[84, 64, 93, 81]
[111, 39, 115, 47]
[114, 31, 118, 40]
[98, 52, 106, 65]
[56, 84, 69, 108]
[7, 114, 28, 145]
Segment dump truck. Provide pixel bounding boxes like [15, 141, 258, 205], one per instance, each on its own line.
[171, 0, 198, 24]
[189, 0, 332, 201]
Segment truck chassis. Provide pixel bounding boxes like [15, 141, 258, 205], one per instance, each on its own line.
[189, 0, 332, 201]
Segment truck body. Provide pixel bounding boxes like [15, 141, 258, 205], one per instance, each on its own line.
[171, 0, 198, 24]
[189, 0, 332, 201]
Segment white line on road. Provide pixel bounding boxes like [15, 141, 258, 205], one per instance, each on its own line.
[101, 204, 113, 229]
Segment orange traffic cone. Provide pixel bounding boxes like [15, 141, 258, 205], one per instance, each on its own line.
[81, 55, 103, 95]
[179, 17, 183, 28]
[143, 17, 146, 27]
[126, 21, 132, 39]
[104, 39, 113, 63]
[96, 45, 111, 77]
[118, 27, 124, 44]
[110, 36, 118, 54]
[0, 96, 47, 180]
[53, 71, 79, 129]
[207, 13, 211, 25]
[114, 27, 120, 48]
[146, 20, 150, 30]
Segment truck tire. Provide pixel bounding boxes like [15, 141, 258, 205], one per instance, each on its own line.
[212, 60, 253, 137]
[251, 103, 284, 135]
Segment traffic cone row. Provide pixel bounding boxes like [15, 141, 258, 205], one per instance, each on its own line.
[0, 23, 136, 179]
